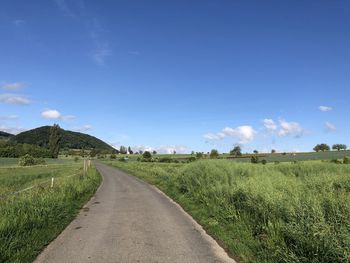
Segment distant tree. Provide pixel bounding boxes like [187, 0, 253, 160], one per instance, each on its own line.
[253, 150, 259, 154]
[271, 149, 276, 154]
[196, 152, 203, 159]
[49, 124, 62, 158]
[210, 149, 219, 159]
[313, 144, 330, 152]
[128, 146, 133, 154]
[173, 150, 177, 155]
[332, 144, 347, 151]
[119, 146, 127, 154]
[152, 150, 157, 155]
[230, 146, 242, 156]
[139, 150, 143, 155]
[143, 151, 152, 159]
[191, 151, 195, 155]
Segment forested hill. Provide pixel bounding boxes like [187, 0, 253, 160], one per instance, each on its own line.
[10, 126, 114, 151]
[0, 131, 14, 139]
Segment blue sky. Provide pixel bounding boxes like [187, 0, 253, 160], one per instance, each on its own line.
[0, 0, 349, 153]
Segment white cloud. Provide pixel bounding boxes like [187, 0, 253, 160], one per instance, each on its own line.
[324, 122, 336, 132]
[0, 93, 31, 105]
[90, 19, 112, 66]
[204, 125, 256, 144]
[73, 125, 93, 132]
[319, 106, 332, 112]
[0, 125, 26, 135]
[1, 82, 25, 91]
[41, 109, 61, 119]
[41, 109, 75, 121]
[0, 115, 18, 120]
[278, 120, 304, 137]
[263, 119, 277, 131]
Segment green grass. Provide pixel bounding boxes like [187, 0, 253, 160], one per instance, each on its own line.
[104, 160, 350, 263]
[0, 164, 101, 262]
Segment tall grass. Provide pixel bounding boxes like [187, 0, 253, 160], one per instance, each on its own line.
[0, 166, 101, 263]
[108, 160, 350, 263]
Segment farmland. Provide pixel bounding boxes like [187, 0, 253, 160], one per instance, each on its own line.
[105, 159, 350, 263]
[0, 161, 101, 262]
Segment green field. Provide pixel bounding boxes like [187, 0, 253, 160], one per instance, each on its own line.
[104, 159, 350, 263]
[0, 157, 83, 167]
[0, 163, 101, 262]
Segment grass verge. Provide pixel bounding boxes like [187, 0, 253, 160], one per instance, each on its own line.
[0, 165, 101, 263]
[104, 160, 350, 263]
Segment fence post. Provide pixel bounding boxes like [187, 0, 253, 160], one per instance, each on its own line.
[51, 177, 54, 188]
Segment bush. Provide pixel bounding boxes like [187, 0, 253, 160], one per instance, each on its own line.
[188, 156, 197, 162]
[251, 155, 259, 164]
[344, 156, 350, 164]
[118, 157, 127, 162]
[110, 154, 117, 159]
[210, 149, 219, 159]
[159, 157, 173, 163]
[261, 159, 267, 165]
[142, 151, 152, 159]
[330, 159, 342, 164]
[18, 154, 46, 166]
[74, 156, 79, 162]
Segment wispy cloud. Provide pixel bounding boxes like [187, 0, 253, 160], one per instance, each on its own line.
[131, 145, 188, 154]
[1, 82, 25, 91]
[0, 93, 31, 105]
[324, 121, 336, 132]
[319, 106, 332, 112]
[53, 0, 76, 17]
[0, 125, 26, 135]
[89, 19, 112, 66]
[41, 109, 75, 121]
[263, 119, 277, 132]
[278, 120, 305, 138]
[0, 115, 18, 120]
[13, 19, 25, 26]
[204, 125, 256, 145]
[72, 124, 93, 132]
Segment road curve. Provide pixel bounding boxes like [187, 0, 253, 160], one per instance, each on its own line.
[34, 162, 235, 263]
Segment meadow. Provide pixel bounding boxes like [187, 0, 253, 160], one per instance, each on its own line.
[0, 162, 101, 262]
[105, 159, 350, 263]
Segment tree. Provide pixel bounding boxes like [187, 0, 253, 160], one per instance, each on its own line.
[119, 146, 127, 154]
[152, 150, 157, 155]
[49, 124, 61, 158]
[313, 144, 330, 152]
[271, 149, 276, 154]
[196, 152, 203, 159]
[332, 144, 347, 151]
[210, 149, 219, 159]
[253, 150, 259, 154]
[128, 146, 134, 154]
[143, 151, 152, 159]
[230, 146, 242, 156]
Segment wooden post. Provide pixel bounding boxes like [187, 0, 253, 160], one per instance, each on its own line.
[51, 177, 54, 188]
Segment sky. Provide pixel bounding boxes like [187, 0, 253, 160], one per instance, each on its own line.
[0, 0, 349, 154]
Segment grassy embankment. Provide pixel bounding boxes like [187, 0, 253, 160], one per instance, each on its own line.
[105, 160, 350, 263]
[0, 162, 101, 263]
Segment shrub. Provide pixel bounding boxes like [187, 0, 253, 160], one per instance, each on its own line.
[210, 149, 219, 159]
[142, 151, 152, 159]
[261, 159, 267, 165]
[251, 155, 259, 164]
[119, 157, 127, 162]
[344, 156, 350, 164]
[110, 154, 117, 159]
[74, 156, 79, 162]
[18, 154, 46, 166]
[159, 157, 173, 163]
[188, 157, 197, 162]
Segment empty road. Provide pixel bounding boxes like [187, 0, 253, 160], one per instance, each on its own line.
[34, 162, 235, 263]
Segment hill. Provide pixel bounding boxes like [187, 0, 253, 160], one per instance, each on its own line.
[10, 126, 114, 151]
[0, 131, 14, 140]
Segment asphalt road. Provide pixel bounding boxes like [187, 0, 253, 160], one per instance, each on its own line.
[34, 162, 235, 263]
